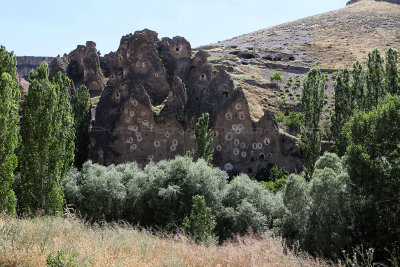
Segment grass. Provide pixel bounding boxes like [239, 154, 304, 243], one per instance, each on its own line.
[0, 213, 335, 267]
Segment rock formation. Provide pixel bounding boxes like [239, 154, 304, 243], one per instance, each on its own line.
[90, 29, 302, 175]
[49, 41, 106, 96]
[346, 0, 361, 5]
[16, 56, 54, 79]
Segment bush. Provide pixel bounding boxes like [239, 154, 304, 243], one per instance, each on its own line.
[280, 153, 353, 259]
[64, 157, 285, 242]
[260, 165, 289, 193]
[218, 174, 284, 240]
[285, 112, 303, 132]
[270, 71, 283, 82]
[125, 157, 227, 230]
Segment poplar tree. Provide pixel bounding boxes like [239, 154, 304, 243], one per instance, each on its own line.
[19, 63, 74, 215]
[331, 68, 352, 155]
[300, 67, 326, 179]
[193, 113, 213, 163]
[352, 61, 366, 110]
[72, 85, 92, 169]
[0, 46, 20, 213]
[385, 47, 399, 95]
[366, 49, 385, 109]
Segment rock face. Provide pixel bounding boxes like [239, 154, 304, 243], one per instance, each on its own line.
[16, 56, 54, 79]
[90, 29, 302, 175]
[49, 41, 106, 96]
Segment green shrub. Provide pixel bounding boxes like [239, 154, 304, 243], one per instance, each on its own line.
[183, 195, 216, 244]
[276, 112, 286, 123]
[285, 112, 303, 132]
[46, 249, 88, 267]
[124, 156, 226, 229]
[294, 76, 301, 88]
[270, 71, 283, 82]
[280, 153, 353, 259]
[63, 162, 128, 222]
[218, 174, 284, 240]
[260, 165, 289, 193]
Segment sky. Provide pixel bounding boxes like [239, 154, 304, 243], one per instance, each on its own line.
[1, 0, 346, 57]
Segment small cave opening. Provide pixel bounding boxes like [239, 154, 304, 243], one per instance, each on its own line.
[176, 47, 180, 52]
[223, 91, 229, 98]
[247, 168, 253, 173]
[259, 153, 265, 159]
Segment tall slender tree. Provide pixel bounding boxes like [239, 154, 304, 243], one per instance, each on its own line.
[385, 47, 399, 95]
[352, 60, 366, 110]
[301, 67, 326, 179]
[72, 85, 92, 169]
[0, 46, 20, 213]
[366, 49, 385, 109]
[193, 113, 213, 163]
[19, 63, 74, 215]
[331, 68, 352, 155]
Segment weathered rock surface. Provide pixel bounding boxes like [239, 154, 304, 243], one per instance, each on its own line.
[90, 29, 302, 175]
[49, 41, 106, 96]
[16, 56, 54, 79]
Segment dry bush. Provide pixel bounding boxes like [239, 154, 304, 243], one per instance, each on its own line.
[0, 213, 336, 267]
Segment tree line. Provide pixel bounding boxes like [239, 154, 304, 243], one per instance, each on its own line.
[0, 46, 91, 215]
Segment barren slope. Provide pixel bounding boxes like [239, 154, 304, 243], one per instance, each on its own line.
[213, 0, 400, 69]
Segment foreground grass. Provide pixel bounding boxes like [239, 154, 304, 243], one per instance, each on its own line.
[0, 214, 334, 267]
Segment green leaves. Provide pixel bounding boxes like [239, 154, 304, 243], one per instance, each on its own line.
[19, 63, 74, 215]
[193, 113, 213, 163]
[0, 53, 20, 214]
[183, 195, 216, 244]
[301, 67, 326, 179]
[72, 85, 91, 169]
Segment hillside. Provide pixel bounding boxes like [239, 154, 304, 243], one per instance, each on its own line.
[209, 0, 400, 69]
[192, 0, 400, 123]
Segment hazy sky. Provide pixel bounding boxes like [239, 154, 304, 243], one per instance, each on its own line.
[1, 0, 346, 56]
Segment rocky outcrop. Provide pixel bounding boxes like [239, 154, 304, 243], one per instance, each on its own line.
[90, 29, 302, 175]
[49, 41, 106, 96]
[16, 56, 54, 79]
[346, 0, 361, 5]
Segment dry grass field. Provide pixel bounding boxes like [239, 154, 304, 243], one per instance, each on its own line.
[0, 214, 335, 267]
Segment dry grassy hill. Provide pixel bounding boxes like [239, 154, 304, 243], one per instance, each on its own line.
[197, 0, 400, 122]
[212, 0, 400, 69]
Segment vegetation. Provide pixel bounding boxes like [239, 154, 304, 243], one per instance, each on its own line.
[193, 113, 213, 163]
[63, 157, 283, 241]
[300, 67, 326, 179]
[183, 195, 216, 244]
[1, 38, 400, 266]
[19, 63, 75, 215]
[260, 165, 289, 193]
[72, 85, 91, 169]
[345, 95, 400, 259]
[275, 112, 303, 133]
[331, 68, 353, 155]
[0, 46, 20, 213]
[270, 71, 283, 82]
[0, 215, 331, 267]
